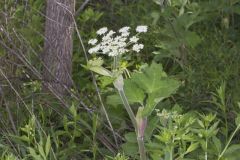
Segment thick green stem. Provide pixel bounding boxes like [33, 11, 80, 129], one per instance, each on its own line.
[117, 89, 147, 160]
[118, 89, 137, 129]
[218, 123, 240, 160]
[137, 137, 147, 160]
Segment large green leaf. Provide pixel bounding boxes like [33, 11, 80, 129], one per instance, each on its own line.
[131, 63, 167, 94]
[130, 62, 180, 116]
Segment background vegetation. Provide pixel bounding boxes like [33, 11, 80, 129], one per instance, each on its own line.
[0, 0, 240, 159]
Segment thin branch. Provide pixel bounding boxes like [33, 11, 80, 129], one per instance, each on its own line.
[75, 0, 91, 17]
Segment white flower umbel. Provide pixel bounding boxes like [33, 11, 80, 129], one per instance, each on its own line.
[119, 26, 130, 33]
[136, 25, 148, 33]
[88, 25, 148, 57]
[88, 45, 100, 54]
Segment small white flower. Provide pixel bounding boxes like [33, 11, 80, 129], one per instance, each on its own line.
[119, 26, 130, 33]
[97, 27, 108, 35]
[136, 25, 148, 33]
[130, 36, 139, 43]
[88, 45, 100, 54]
[88, 39, 98, 45]
[132, 44, 144, 52]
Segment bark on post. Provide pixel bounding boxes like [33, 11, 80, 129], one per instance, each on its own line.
[43, 0, 75, 98]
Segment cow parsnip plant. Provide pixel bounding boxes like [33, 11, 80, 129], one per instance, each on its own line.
[85, 26, 180, 160]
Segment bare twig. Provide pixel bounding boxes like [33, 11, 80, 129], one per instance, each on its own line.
[75, 0, 91, 16]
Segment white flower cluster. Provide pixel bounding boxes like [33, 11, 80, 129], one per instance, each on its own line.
[88, 25, 148, 57]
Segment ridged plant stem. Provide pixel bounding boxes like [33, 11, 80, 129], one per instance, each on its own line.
[118, 89, 137, 129]
[117, 89, 147, 160]
[137, 136, 147, 160]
